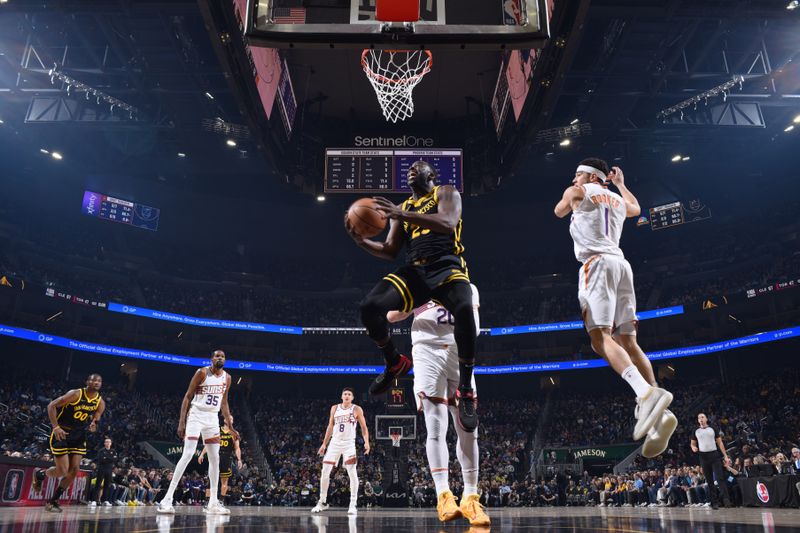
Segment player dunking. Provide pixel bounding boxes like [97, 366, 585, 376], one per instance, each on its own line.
[346, 160, 479, 432]
[311, 388, 370, 515]
[157, 350, 238, 514]
[387, 283, 490, 526]
[555, 159, 677, 457]
[33, 374, 105, 512]
[198, 416, 241, 506]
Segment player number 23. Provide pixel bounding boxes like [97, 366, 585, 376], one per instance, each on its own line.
[410, 225, 430, 240]
[205, 395, 219, 406]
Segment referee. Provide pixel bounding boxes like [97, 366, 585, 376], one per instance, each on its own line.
[690, 413, 732, 509]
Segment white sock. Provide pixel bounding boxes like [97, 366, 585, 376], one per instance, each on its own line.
[424, 401, 451, 496]
[621, 364, 651, 398]
[450, 405, 479, 496]
[206, 442, 220, 504]
[345, 463, 358, 504]
[163, 438, 198, 503]
[319, 463, 333, 503]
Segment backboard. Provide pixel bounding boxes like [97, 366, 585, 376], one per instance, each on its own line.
[375, 414, 417, 441]
[245, 0, 550, 50]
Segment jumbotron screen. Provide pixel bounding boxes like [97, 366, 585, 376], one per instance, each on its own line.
[324, 148, 463, 193]
[81, 190, 160, 231]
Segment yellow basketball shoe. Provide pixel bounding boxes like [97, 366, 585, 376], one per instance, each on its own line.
[460, 494, 490, 526]
[436, 491, 462, 522]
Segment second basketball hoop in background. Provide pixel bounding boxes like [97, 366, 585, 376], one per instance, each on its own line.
[361, 49, 433, 123]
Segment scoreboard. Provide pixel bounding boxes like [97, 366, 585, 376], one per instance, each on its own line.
[324, 148, 463, 193]
[81, 190, 160, 231]
[649, 202, 684, 230]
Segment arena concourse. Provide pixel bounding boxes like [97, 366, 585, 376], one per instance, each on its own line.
[1, 0, 799, 531]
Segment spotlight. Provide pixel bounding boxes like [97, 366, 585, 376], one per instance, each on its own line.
[681, 156, 690, 161]
[226, 139, 237, 147]
[177, 152, 187, 158]
[794, 115, 800, 124]
[671, 155, 682, 162]
[40, 148, 49, 154]
[570, 118, 579, 125]
[205, 92, 214, 100]
[316, 195, 326, 202]
[786, 125, 795, 132]
[559, 139, 571, 147]
[51, 151, 63, 160]
[788, 1, 799, 10]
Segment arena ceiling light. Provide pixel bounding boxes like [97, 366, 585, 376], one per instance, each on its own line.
[570, 118, 579, 125]
[51, 151, 63, 160]
[682, 156, 690, 161]
[0, 118, 4, 124]
[39, 148, 49, 154]
[793, 115, 800, 124]
[177, 152, 187, 158]
[786, 125, 795, 132]
[671, 154, 682, 162]
[225, 139, 237, 147]
[204, 92, 215, 100]
[559, 139, 571, 147]
[316, 195, 326, 202]
[788, 1, 799, 10]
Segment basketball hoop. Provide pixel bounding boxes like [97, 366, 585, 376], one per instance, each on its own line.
[389, 430, 402, 448]
[361, 49, 433, 123]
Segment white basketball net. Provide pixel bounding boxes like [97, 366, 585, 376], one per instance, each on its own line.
[361, 49, 433, 123]
[390, 432, 402, 447]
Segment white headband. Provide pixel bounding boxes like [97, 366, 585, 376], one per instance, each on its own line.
[576, 165, 607, 182]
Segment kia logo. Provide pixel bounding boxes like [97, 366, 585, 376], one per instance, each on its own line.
[756, 481, 769, 503]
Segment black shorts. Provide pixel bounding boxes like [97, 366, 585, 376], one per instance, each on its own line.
[220, 458, 233, 479]
[384, 254, 470, 313]
[50, 428, 87, 456]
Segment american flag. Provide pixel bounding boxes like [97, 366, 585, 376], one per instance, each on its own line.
[273, 7, 306, 24]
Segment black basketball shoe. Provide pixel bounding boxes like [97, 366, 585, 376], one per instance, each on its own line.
[369, 355, 412, 395]
[456, 386, 478, 433]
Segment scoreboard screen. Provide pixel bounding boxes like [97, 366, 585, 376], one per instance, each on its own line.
[81, 190, 160, 231]
[324, 148, 463, 193]
[649, 202, 684, 230]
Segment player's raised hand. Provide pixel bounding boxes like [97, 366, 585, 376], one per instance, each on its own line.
[608, 166, 625, 187]
[343, 212, 365, 244]
[372, 197, 403, 220]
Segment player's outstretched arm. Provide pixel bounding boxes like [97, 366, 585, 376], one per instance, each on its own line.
[608, 167, 641, 217]
[178, 369, 206, 440]
[234, 439, 243, 469]
[386, 310, 412, 323]
[318, 405, 336, 456]
[47, 389, 81, 440]
[554, 185, 584, 218]
[344, 213, 405, 260]
[356, 406, 370, 455]
[373, 186, 461, 234]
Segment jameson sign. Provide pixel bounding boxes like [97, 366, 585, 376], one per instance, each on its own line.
[148, 441, 202, 464]
[543, 444, 638, 462]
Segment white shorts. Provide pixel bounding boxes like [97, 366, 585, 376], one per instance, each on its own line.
[323, 441, 357, 465]
[185, 409, 220, 441]
[412, 342, 477, 411]
[578, 254, 637, 333]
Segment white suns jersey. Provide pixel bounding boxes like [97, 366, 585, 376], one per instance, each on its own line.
[331, 404, 357, 444]
[411, 284, 480, 346]
[569, 183, 627, 263]
[190, 368, 228, 413]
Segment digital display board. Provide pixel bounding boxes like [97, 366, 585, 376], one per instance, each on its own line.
[81, 191, 160, 231]
[649, 202, 684, 231]
[324, 148, 463, 193]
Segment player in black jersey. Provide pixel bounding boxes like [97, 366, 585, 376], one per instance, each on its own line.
[198, 417, 241, 505]
[345, 160, 479, 432]
[33, 374, 105, 512]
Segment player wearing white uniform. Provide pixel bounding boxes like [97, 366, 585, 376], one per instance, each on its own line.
[386, 284, 489, 526]
[555, 159, 677, 458]
[312, 388, 370, 515]
[157, 350, 238, 515]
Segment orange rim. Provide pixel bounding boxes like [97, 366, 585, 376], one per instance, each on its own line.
[361, 49, 433, 85]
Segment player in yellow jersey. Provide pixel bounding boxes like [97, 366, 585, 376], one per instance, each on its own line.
[345, 160, 478, 432]
[33, 374, 105, 512]
[199, 416, 241, 506]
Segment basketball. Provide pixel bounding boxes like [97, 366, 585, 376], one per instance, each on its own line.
[347, 198, 387, 238]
